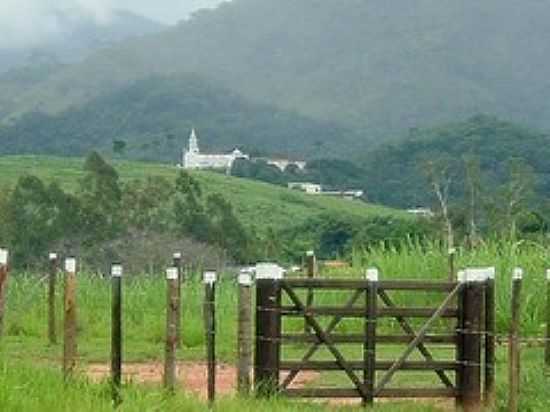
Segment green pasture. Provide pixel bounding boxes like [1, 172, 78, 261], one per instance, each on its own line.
[2, 240, 550, 410]
[0, 155, 403, 235]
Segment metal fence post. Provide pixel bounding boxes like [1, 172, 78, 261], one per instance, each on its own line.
[364, 268, 378, 406]
[484, 267, 496, 407]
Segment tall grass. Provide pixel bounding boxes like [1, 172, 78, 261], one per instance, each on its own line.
[350, 238, 549, 335]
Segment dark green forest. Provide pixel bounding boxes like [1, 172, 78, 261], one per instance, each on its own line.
[0, 74, 358, 161]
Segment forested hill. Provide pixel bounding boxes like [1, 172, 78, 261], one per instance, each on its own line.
[0, 74, 358, 161]
[3, 0, 550, 142]
[362, 116, 550, 208]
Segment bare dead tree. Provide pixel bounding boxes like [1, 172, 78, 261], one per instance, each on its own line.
[421, 155, 456, 251]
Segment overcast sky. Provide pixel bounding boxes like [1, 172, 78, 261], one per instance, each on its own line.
[0, 0, 228, 49]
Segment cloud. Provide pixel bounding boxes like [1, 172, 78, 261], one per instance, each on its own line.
[0, 0, 227, 49]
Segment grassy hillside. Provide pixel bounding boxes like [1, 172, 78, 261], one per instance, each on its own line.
[3, 0, 550, 142]
[0, 155, 403, 233]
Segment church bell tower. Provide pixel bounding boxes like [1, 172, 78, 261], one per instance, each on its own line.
[189, 128, 199, 154]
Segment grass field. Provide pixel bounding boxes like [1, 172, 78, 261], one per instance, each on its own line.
[0, 155, 403, 235]
[2, 240, 550, 410]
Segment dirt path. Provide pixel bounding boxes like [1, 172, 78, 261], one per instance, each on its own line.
[86, 362, 319, 400]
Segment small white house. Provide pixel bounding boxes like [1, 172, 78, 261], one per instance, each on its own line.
[288, 182, 322, 194]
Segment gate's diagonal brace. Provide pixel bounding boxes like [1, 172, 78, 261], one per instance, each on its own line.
[281, 283, 369, 400]
[280, 288, 364, 389]
[377, 289, 454, 388]
[375, 283, 463, 396]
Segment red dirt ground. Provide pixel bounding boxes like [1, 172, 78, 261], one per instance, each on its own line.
[86, 362, 319, 400]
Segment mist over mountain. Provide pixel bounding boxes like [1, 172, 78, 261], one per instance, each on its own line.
[0, 8, 165, 73]
[3, 0, 550, 140]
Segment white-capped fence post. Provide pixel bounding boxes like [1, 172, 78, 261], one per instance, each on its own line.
[203, 271, 217, 405]
[508, 268, 523, 412]
[48, 252, 59, 345]
[237, 268, 253, 395]
[0, 248, 9, 339]
[111, 263, 123, 406]
[255, 263, 283, 396]
[163, 266, 179, 392]
[63, 257, 78, 381]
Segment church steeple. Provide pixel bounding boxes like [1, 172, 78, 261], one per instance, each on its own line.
[189, 128, 199, 154]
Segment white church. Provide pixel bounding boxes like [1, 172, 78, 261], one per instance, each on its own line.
[181, 128, 307, 172]
[181, 128, 249, 170]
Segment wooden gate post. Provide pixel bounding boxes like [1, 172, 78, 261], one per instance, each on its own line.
[0, 248, 9, 339]
[448, 248, 456, 282]
[364, 268, 378, 406]
[48, 253, 59, 345]
[163, 266, 179, 392]
[63, 257, 78, 381]
[255, 264, 282, 397]
[484, 267, 496, 408]
[508, 268, 523, 412]
[173, 253, 182, 349]
[459, 269, 485, 412]
[237, 269, 253, 396]
[305, 251, 316, 334]
[203, 271, 217, 406]
[545, 270, 550, 370]
[111, 263, 123, 407]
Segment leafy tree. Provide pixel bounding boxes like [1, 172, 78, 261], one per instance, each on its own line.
[113, 139, 127, 155]
[79, 151, 122, 242]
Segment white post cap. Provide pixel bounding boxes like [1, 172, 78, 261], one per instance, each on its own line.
[512, 267, 523, 280]
[306, 250, 315, 257]
[0, 248, 8, 265]
[457, 270, 466, 283]
[238, 270, 253, 286]
[166, 267, 178, 280]
[547, 269, 550, 281]
[256, 263, 285, 280]
[448, 248, 457, 255]
[173, 252, 182, 260]
[65, 258, 77, 273]
[487, 267, 496, 280]
[111, 264, 123, 277]
[365, 268, 379, 282]
[49, 252, 58, 261]
[203, 271, 217, 285]
[462, 268, 491, 283]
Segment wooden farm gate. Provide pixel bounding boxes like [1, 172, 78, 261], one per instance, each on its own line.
[255, 277, 493, 411]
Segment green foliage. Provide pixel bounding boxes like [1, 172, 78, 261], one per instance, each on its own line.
[232, 158, 366, 192]
[363, 115, 550, 208]
[0, 74, 356, 161]
[281, 214, 433, 261]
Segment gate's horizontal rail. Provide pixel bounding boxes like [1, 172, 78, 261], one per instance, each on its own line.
[283, 388, 458, 398]
[280, 306, 458, 318]
[282, 279, 457, 291]
[280, 360, 459, 371]
[280, 333, 457, 344]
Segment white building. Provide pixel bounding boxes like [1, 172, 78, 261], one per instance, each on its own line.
[266, 159, 307, 172]
[288, 182, 322, 194]
[182, 129, 249, 170]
